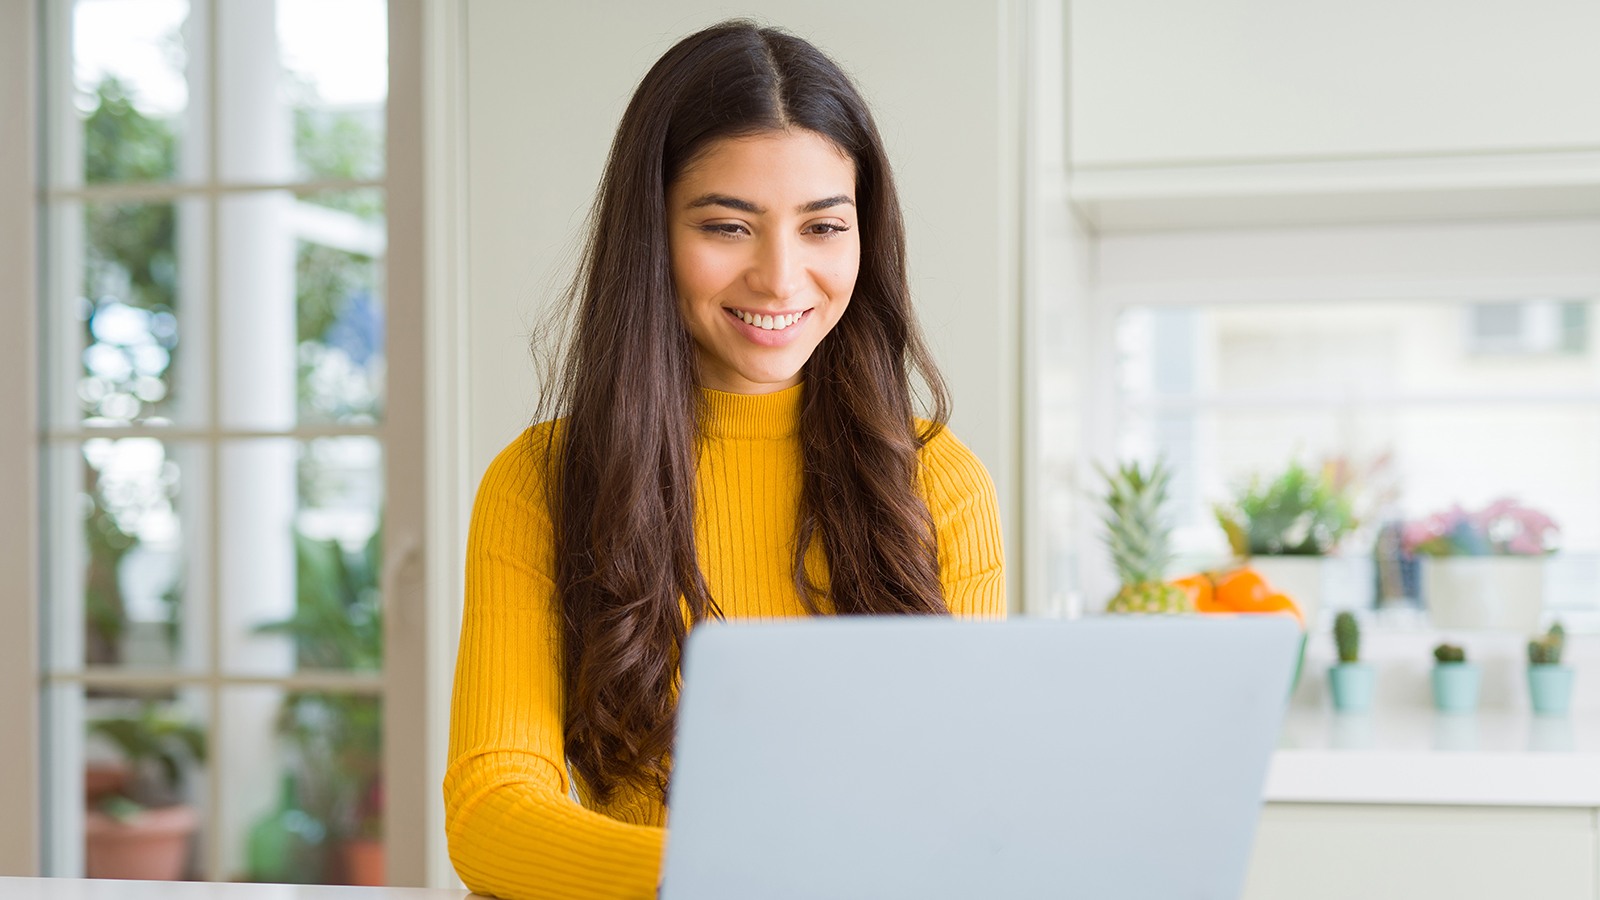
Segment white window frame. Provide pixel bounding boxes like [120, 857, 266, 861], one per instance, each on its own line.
[11, 0, 437, 884]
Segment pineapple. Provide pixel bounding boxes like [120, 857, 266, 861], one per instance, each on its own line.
[1100, 460, 1195, 615]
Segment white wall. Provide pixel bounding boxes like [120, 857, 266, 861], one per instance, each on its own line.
[458, 1, 1025, 607]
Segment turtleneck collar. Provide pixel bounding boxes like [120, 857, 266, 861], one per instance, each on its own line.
[699, 382, 804, 440]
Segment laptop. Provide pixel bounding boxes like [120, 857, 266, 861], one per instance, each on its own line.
[659, 615, 1299, 900]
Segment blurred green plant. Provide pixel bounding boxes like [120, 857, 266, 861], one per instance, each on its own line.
[1215, 459, 1357, 557]
[1333, 611, 1361, 665]
[250, 526, 384, 881]
[258, 528, 383, 671]
[88, 701, 207, 821]
[85, 76, 178, 315]
[84, 464, 139, 665]
[1528, 622, 1566, 666]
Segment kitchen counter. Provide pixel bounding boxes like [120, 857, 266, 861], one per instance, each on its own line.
[1264, 708, 1600, 806]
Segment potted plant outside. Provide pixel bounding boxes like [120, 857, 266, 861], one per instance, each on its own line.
[1527, 623, 1575, 716]
[1328, 612, 1375, 713]
[1215, 458, 1361, 630]
[84, 701, 208, 881]
[1431, 643, 1481, 714]
[248, 526, 385, 885]
[1405, 499, 1559, 632]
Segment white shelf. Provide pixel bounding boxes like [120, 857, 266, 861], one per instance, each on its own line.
[1071, 151, 1600, 232]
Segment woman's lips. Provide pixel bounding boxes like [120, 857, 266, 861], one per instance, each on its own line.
[724, 307, 812, 347]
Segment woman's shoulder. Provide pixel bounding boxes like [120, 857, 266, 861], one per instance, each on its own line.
[475, 419, 565, 506]
[913, 419, 996, 502]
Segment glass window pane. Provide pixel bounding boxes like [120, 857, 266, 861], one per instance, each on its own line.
[297, 190, 386, 425]
[218, 190, 384, 430]
[45, 199, 208, 428]
[82, 199, 204, 425]
[69, 0, 194, 186]
[45, 440, 208, 672]
[79, 688, 210, 880]
[1110, 297, 1600, 623]
[281, 0, 387, 182]
[217, 0, 387, 183]
[1117, 299, 1600, 400]
[221, 438, 383, 676]
[221, 687, 384, 885]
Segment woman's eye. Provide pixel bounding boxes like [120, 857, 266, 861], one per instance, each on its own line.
[701, 223, 747, 238]
[806, 223, 850, 238]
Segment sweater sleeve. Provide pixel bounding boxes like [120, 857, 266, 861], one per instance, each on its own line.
[444, 430, 665, 900]
[918, 425, 1007, 619]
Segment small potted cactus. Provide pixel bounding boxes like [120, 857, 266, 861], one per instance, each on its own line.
[1527, 622, 1574, 716]
[1327, 612, 1375, 713]
[1431, 642, 1481, 714]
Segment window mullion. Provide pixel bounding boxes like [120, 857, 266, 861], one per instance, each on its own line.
[39, 0, 88, 879]
[199, 0, 224, 882]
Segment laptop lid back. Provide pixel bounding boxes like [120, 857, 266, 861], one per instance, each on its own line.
[661, 615, 1299, 900]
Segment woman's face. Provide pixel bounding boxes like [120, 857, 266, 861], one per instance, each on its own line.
[667, 128, 860, 395]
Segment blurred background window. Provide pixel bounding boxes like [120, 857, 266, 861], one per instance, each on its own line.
[1044, 273, 1600, 630]
[39, 0, 396, 884]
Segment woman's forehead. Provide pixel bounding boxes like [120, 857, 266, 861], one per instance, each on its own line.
[672, 129, 855, 206]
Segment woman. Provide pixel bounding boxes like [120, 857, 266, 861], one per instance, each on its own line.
[444, 20, 1004, 900]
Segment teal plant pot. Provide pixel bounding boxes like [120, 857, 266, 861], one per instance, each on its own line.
[1431, 662, 1481, 714]
[1328, 663, 1376, 713]
[1528, 664, 1575, 716]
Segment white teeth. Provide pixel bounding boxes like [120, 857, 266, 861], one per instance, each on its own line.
[733, 310, 806, 330]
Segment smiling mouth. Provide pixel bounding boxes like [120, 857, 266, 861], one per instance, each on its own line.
[725, 307, 811, 332]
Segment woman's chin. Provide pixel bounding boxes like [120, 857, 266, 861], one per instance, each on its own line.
[700, 362, 803, 394]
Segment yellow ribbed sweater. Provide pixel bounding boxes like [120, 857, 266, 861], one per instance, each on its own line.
[443, 383, 1005, 900]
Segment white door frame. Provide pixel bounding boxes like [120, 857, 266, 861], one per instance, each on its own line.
[0, 0, 43, 878]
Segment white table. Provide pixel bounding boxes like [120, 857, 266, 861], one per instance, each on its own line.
[0, 879, 472, 900]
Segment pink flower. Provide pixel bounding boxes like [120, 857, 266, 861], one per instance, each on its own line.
[1405, 498, 1559, 557]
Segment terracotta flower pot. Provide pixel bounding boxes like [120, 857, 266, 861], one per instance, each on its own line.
[340, 837, 385, 886]
[83, 763, 129, 806]
[84, 803, 199, 881]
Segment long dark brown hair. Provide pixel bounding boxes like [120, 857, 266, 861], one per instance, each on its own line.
[534, 20, 952, 804]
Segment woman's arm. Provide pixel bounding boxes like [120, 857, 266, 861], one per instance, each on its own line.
[918, 426, 1007, 619]
[444, 432, 665, 900]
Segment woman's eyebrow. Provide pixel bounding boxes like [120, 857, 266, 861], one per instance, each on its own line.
[798, 195, 854, 213]
[685, 193, 855, 214]
[688, 193, 763, 213]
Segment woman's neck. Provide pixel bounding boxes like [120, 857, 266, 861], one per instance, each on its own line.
[698, 382, 804, 440]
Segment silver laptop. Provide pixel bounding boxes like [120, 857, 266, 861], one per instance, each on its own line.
[660, 615, 1299, 900]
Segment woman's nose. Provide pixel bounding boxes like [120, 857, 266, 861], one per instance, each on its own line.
[746, 235, 802, 300]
